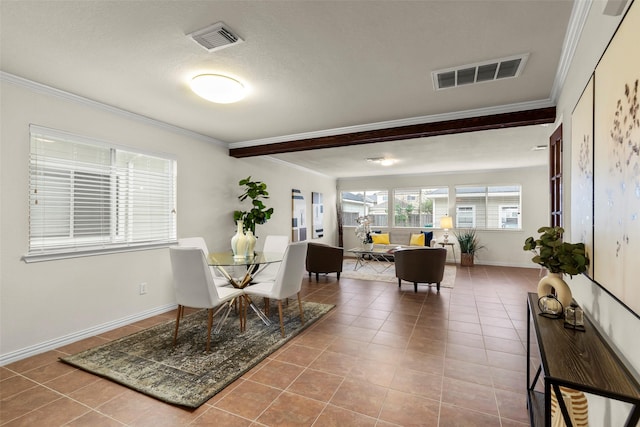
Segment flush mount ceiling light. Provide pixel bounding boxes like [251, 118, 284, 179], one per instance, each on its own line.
[531, 145, 548, 151]
[366, 157, 395, 166]
[190, 74, 246, 104]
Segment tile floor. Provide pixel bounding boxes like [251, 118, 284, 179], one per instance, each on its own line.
[1, 264, 539, 426]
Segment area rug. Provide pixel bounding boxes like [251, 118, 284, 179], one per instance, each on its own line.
[60, 301, 333, 408]
[340, 258, 456, 288]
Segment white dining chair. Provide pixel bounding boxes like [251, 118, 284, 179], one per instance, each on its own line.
[252, 234, 290, 282]
[169, 247, 245, 351]
[244, 241, 307, 337]
[178, 237, 231, 287]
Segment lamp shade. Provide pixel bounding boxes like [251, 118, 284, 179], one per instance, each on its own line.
[190, 74, 246, 104]
[440, 216, 453, 229]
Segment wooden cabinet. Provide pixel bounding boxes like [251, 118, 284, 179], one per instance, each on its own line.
[526, 293, 640, 426]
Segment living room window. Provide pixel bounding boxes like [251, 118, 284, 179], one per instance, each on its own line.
[340, 190, 388, 228]
[455, 185, 521, 229]
[393, 187, 449, 228]
[26, 125, 177, 261]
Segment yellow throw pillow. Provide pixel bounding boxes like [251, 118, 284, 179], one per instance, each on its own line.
[371, 233, 390, 245]
[410, 233, 425, 246]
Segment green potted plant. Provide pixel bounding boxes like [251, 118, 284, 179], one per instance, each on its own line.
[523, 226, 589, 309]
[232, 176, 274, 235]
[454, 228, 485, 267]
[523, 226, 588, 276]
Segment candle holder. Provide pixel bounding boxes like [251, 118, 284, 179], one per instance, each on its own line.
[537, 294, 563, 319]
[564, 302, 586, 331]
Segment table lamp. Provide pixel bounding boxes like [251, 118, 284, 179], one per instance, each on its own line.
[440, 216, 453, 243]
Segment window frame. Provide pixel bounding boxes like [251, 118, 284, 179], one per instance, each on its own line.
[25, 125, 177, 262]
[454, 184, 522, 230]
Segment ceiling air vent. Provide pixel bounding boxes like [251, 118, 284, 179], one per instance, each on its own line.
[188, 22, 244, 52]
[432, 54, 529, 90]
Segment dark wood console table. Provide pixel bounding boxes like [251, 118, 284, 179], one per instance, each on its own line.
[526, 293, 640, 426]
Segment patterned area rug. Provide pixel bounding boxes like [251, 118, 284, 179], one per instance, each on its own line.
[61, 301, 333, 408]
[341, 258, 456, 288]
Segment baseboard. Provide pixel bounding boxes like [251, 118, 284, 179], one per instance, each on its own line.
[0, 303, 177, 366]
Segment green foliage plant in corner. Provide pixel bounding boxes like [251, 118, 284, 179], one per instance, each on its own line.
[454, 228, 485, 266]
[233, 176, 274, 235]
[523, 226, 588, 277]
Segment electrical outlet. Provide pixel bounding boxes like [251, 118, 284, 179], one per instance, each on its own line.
[139, 282, 147, 295]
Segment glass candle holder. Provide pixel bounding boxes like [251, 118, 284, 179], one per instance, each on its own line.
[564, 302, 585, 330]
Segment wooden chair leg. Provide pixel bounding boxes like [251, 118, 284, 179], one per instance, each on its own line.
[173, 305, 183, 346]
[206, 308, 214, 352]
[437, 282, 441, 292]
[263, 297, 270, 316]
[277, 300, 285, 337]
[398, 279, 402, 288]
[297, 292, 305, 326]
[414, 282, 418, 293]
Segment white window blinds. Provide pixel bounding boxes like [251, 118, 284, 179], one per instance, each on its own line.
[27, 126, 177, 260]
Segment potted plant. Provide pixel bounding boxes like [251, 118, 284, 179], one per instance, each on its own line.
[523, 226, 589, 309]
[233, 176, 274, 235]
[454, 228, 485, 267]
[523, 226, 588, 276]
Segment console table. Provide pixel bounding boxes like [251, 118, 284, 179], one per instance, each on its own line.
[526, 293, 640, 426]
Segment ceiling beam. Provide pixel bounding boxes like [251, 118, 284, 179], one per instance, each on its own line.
[229, 106, 556, 158]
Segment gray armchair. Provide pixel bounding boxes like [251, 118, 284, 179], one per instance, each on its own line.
[306, 242, 344, 281]
[394, 247, 447, 292]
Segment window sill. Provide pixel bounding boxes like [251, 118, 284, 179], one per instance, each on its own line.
[23, 241, 176, 263]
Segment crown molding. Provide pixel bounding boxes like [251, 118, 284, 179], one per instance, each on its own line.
[550, 0, 593, 102]
[0, 71, 226, 147]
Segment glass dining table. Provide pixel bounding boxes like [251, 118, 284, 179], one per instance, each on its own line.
[207, 251, 283, 330]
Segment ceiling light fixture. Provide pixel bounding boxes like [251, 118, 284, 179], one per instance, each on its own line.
[190, 74, 246, 104]
[531, 145, 548, 151]
[366, 157, 395, 166]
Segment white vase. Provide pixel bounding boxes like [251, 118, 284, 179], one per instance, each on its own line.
[231, 221, 247, 260]
[537, 272, 572, 311]
[245, 230, 256, 258]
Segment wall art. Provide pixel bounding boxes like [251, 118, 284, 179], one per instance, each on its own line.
[291, 189, 307, 242]
[571, 75, 594, 279]
[312, 192, 324, 239]
[593, 0, 640, 316]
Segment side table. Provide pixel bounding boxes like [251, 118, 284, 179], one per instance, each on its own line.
[438, 241, 457, 264]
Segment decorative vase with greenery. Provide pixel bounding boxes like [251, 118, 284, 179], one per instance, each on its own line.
[232, 176, 274, 235]
[523, 226, 589, 311]
[454, 228, 485, 267]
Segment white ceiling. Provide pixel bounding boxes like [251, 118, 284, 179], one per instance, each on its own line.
[0, 1, 577, 178]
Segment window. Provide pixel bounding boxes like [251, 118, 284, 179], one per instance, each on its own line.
[456, 206, 476, 228]
[455, 185, 521, 229]
[340, 191, 388, 228]
[393, 187, 449, 227]
[26, 126, 177, 261]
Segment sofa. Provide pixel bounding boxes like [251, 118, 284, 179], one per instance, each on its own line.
[306, 242, 344, 281]
[369, 230, 436, 249]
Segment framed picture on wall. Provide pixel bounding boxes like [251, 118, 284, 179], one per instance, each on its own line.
[571, 75, 594, 279]
[593, 0, 640, 316]
[312, 192, 324, 239]
[291, 189, 307, 242]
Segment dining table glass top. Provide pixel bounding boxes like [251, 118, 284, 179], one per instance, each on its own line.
[207, 251, 283, 267]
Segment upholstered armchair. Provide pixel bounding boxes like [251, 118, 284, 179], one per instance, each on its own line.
[305, 242, 344, 281]
[394, 247, 447, 292]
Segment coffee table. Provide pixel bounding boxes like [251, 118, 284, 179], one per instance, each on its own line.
[347, 246, 403, 273]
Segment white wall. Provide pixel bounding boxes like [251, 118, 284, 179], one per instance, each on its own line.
[557, 1, 640, 424]
[339, 166, 549, 267]
[0, 77, 337, 364]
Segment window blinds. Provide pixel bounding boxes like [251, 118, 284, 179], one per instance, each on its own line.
[28, 126, 177, 259]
